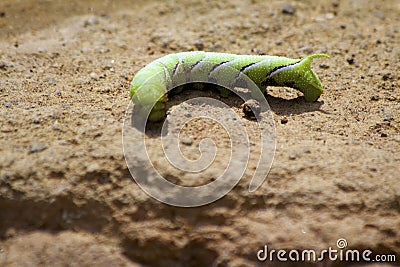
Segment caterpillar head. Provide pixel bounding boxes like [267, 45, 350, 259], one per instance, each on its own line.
[265, 54, 329, 102]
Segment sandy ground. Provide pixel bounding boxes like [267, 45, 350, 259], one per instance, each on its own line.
[0, 0, 399, 266]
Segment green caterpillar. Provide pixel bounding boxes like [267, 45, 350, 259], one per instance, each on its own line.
[130, 51, 329, 121]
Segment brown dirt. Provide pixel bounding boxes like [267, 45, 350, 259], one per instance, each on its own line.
[0, 0, 399, 266]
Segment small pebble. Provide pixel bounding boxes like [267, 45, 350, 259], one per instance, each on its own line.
[370, 95, 379, 101]
[210, 44, 222, 51]
[86, 163, 100, 173]
[380, 133, 388, 138]
[280, 116, 289, 124]
[84, 16, 99, 27]
[381, 71, 392, 81]
[369, 166, 377, 172]
[242, 99, 261, 118]
[319, 63, 329, 69]
[90, 72, 99, 80]
[29, 141, 48, 154]
[194, 40, 204, 50]
[346, 58, 354, 65]
[282, 3, 296, 15]
[180, 137, 193, 146]
[301, 146, 311, 154]
[251, 48, 265, 55]
[289, 153, 298, 160]
[99, 87, 111, 93]
[325, 13, 334, 20]
[3, 102, 11, 108]
[55, 90, 62, 96]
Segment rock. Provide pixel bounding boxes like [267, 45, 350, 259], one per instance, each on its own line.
[319, 63, 330, 69]
[89, 72, 99, 81]
[242, 99, 261, 118]
[194, 40, 204, 50]
[381, 71, 392, 81]
[289, 153, 298, 160]
[347, 58, 355, 65]
[370, 95, 379, 101]
[180, 137, 193, 146]
[33, 117, 41, 124]
[280, 116, 289, 124]
[83, 16, 100, 27]
[282, 3, 296, 15]
[29, 141, 48, 154]
[301, 146, 311, 154]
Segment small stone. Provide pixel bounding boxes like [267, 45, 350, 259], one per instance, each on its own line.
[380, 133, 388, 138]
[346, 58, 354, 65]
[243, 99, 261, 118]
[29, 141, 48, 154]
[381, 71, 392, 81]
[180, 137, 193, 146]
[280, 116, 289, 124]
[84, 16, 99, 27]
[33, 117, 41, 124]
[210, 44, 222, 51]
[251, 48, 265, 55]
[90, 72, 99, 80]
[325, 13, 334, 20]
[289, 153, 298, 160]
[3, 102, 11, 108]
[319, 63, 329, 69]
[55, 90, 62, 96]
[194, 40, 204, 50]
[340, 24, 346, 29]
[282, 3, 296, 15]
[369, 166, 377, 172]
[301, 146, 311, 154]
[370, 95, 379, 101]
[50, 52, 60, 59]
[86, 163, 100, 173]
[99, 87, 111, 93]
[0, 11, 5, 17]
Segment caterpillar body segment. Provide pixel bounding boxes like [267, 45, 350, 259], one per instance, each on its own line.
[130, 51, 329, 121]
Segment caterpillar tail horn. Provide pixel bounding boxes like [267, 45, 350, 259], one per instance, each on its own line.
[267, 53, 330, 102]
[298, 54, 330, 102]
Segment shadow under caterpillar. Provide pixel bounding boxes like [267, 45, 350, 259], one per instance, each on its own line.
[129, 51, 329, 121]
